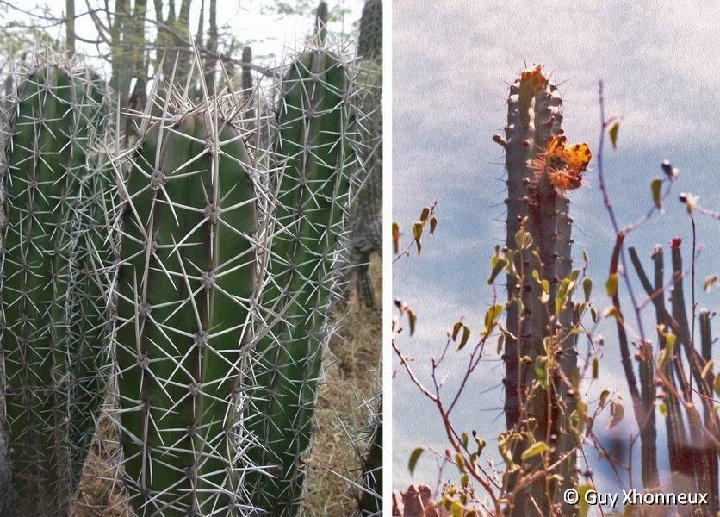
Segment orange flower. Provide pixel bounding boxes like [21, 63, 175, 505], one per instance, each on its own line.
[532, 135, 592, 191]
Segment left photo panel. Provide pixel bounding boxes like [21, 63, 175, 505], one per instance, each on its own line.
[0, 1, 382, 515]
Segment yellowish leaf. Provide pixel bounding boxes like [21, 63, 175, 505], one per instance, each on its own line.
[457, 326, 471, 351]
[521, 441, 549, 461]
[651, 177, 662, 209]
[392, 222, 400, 254]
[605, 273, 618, 297]
[609, 121, 619, 149]
[408, 447, 424, 475]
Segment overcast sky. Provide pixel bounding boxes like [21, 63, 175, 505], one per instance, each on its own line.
[392, 0, 720, 506]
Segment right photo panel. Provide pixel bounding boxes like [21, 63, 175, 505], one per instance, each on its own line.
[392, 2, 720, 516]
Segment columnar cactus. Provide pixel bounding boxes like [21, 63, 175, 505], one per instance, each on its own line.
[348, 0, 382, 309]
[246, 44, 353, 514]
[0, 61, 108, 514]
[629, 242, 719, 512]
[357, 0, 382, 63]
[501, 65, 578, 514]
[111, 108, 258, 515]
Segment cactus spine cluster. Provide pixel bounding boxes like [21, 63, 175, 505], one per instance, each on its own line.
[112, 107, 258, 515]
[501, 65, 577, 514]
[246, 42, 354, 514]
[1, 62, 109, 515]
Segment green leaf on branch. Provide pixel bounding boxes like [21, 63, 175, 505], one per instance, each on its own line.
[451, 321, 463, 341]
[651, 177, 662, 209]
[420, 207, 430, 222]
[408, 447, 424, 475]
[583, 277, 592, 302]
[430, 216, 438, 235]
[455, 452, 465, 473]
[555, 278, 571, 314]
[515, 228, 532, 250]
[484, 304, 503, 337]
[452, 501, 464, 517]
[521, 441, 549, 461]
[665, 332, 676, 357]
[457, 326, 471, 351]
[487, 257, 508, 285]
[609, 121, 620, 149]
[542, 279, 551, 304]
[412, 221, 423, 254]
[605, 273, 618, 297]
[535, 356, 548, 390]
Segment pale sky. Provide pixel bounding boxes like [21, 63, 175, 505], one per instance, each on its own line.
[393, 0, 720, 508]
[3, 1, 363, 76]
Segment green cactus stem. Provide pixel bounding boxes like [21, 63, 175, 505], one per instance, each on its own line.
[112, 108, 257, 516]
[246, 45, 353, 514]
[348, 0, 382, 309]
[1, 61, 108, 515]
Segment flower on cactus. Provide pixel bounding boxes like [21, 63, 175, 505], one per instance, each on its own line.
[531, 134, 592, 191]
